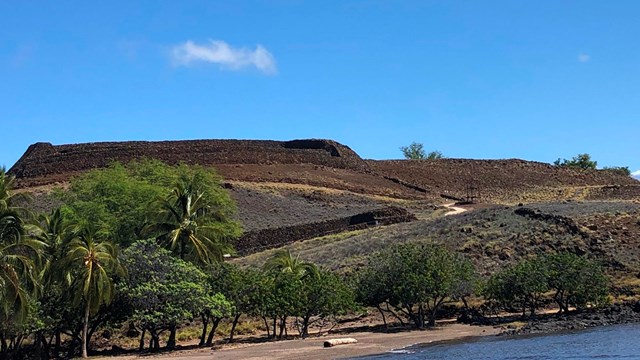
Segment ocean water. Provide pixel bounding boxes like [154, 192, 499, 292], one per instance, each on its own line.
[359, 323, 640, 359]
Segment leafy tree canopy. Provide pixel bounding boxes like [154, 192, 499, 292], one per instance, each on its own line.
[399, 142, 444, 160]
[58, 159, 241, 248]
[484, 253, 609, 317]
[543, 252, 608, 313]
[295, 269, 357, 337]
[357, 243, 474, 328]
[554, 153, 597, 170]
[120, 239, 232, 351]
[484, 257, 548, 317]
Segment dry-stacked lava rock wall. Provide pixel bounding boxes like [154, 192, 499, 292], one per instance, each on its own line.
[235, 206, 416, 255]
[9, 139, 370, 186]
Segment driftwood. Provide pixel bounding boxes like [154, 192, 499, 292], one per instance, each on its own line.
[323, 338, 358, 348]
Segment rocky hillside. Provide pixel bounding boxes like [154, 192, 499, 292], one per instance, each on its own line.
[369, 159, 640, 203]
[9, 138, 640, 262]
[237, 201, 640, 292]
[10, 139, 639, 204]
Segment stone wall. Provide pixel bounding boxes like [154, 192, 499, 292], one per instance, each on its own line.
[9, 139, 370, 182]
[235, 206, 416, 255]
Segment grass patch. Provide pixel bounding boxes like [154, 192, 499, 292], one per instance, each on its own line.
[234, 229, 366, 268]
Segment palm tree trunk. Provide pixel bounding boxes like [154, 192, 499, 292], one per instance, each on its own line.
[82, 296, 91, 358]
[180, 240, 186, 260]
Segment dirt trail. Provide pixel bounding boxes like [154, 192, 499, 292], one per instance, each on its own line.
[444, 203, 468, 216]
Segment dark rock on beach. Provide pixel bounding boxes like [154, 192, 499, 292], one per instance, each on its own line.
[503, 301, 640, 336]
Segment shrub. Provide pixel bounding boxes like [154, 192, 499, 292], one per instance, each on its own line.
[554, 154, 597, 170]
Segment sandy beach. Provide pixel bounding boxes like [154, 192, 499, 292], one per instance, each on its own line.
[94, 323, 499, 360]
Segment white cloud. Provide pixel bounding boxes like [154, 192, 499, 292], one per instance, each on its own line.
[631, 170, 640, 178]
[578, 53, 590, 62]
[172, 40, 277, 75]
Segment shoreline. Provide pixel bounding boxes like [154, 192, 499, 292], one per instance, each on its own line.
[92, 302, 640, 359]
[93, 323, 500, 360]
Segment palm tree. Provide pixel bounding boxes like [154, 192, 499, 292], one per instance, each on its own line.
[28, 207, 74, 352]
[63, 223, 123, 358]
[0, 167, 29, 213]
[0, 168, 44, 334]
[153, 175, 232, 264]
[32, 208, 72, 279]
[264, 249, 317, 279]
[0, 210, 44, 324]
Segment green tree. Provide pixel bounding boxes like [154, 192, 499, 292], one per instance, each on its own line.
[210, 263, 270, 342]
[400, 142, 444, 160]
[63, 223, 123, 358]
[543, 253, 608, 313]
[0, 217, 44, 354]
[355, 253, 398, 328]
[264, 249, 317, 278]
[554, 153, 597, 169]
[28, 207, 75, 355]
[263, 271, 299, 339]
[199, 292, 234, 347]
[359, 243, 474, 328]
[153, 171, 240, 264]
[0, 168, 44, 356]
[263, 250, 313, 338]
[59, 161, 168, 246]
[59, 160, 241, 249]
[426, 150, 444, 160]
[0, 167, 29, 212]
[32, 208, 74, 281]
[121, 239, 231, 351]
[484, 258, 548, 317]
[295, 270, 356, 337]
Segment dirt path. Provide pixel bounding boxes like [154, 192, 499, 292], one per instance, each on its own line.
[94, 324, 498, 360]
[443, 203, 468, 216]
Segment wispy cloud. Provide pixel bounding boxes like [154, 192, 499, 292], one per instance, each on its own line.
[171, 40, 277, 75]
[631, 170, 640, 178]
[578, 53, 590, 63]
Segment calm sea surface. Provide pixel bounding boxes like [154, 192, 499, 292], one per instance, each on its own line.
[358, 323, 640, 360]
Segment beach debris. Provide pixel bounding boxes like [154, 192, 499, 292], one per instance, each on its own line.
[324, 338, 358, 347]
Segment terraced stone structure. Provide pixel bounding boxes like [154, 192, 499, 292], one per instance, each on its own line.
[9, 139, 370, 187]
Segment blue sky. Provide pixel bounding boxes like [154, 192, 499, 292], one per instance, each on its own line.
[1, 1, 639, 176]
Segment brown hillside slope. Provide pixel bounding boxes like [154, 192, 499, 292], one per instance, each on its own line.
[368, 159, 640, 203]
[9, 139, 639, 204]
